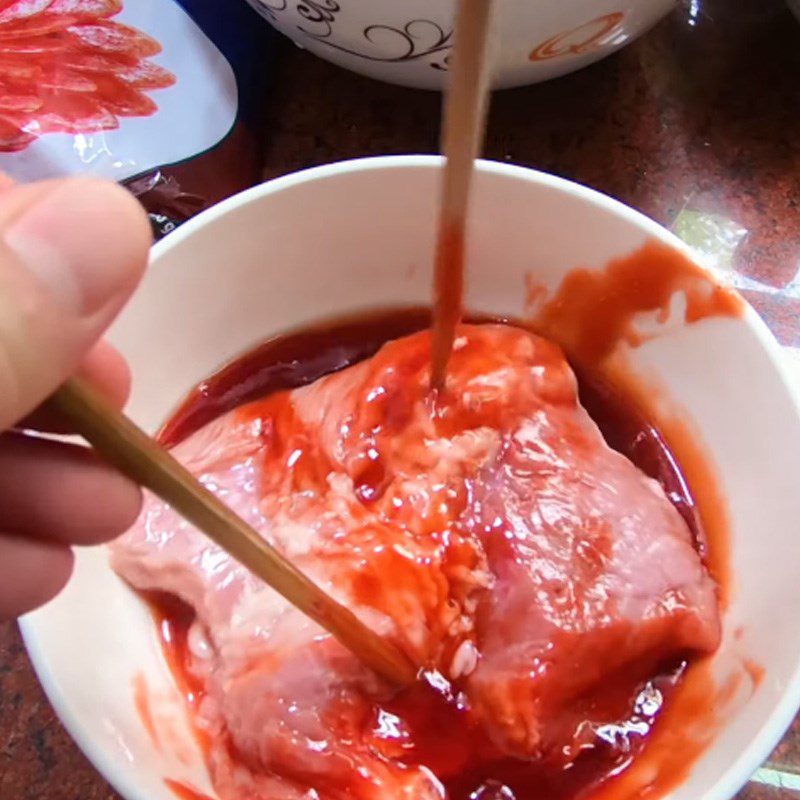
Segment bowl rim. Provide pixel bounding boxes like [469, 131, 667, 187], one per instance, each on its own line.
[20, 154, 800, 800]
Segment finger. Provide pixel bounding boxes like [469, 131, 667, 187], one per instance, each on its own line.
[77, 339, 132, 408]
[20, 339, 132, 433]
[0, 176, 150, 431]
[0, 535, 73, 620]
[0, 432, 142, 545]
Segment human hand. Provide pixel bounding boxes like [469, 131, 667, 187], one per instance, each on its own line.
[0, 175, 151, 619]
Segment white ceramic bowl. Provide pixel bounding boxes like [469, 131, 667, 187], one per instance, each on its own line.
[246, 0, 676, 89]
[21, 156, 800, 800]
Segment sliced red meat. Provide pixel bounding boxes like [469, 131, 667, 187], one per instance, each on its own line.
[0, 35, 66, 53]
[32, 91, 116, 132]
[114, 59, 174, 89]
[90, 74, 157, 115]
[0, 11, 76, 37]
[58, 48, 135, 71]
[67, 20, 162, 57]
[111, 325, 720, 800]
[0, 113, 34, 150]
[39, 65, 96, 91]
[0, 2, 172, 150]
[0, 0, 54, 24]
[0, 54, 42, 79]
[47, 0, 121, 18]
[0, 84, 41, 110]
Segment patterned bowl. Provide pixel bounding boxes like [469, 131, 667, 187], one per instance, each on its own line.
[245, 0, 676, 89]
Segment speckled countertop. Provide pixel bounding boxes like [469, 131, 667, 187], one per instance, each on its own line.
[2, 1, 799, 797]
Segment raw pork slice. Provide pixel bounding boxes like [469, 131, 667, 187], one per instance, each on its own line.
[111, 324, 720, 799]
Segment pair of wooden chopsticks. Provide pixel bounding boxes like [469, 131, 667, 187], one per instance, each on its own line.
[49, 0, 494, 688]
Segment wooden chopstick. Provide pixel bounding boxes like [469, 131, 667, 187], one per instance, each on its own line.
[430, 0, 495, 390]
[48, 377, 417, 687]
[45, 0, 496, 690]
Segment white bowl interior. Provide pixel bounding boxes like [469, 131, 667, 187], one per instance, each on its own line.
[21, 157, 800, 800]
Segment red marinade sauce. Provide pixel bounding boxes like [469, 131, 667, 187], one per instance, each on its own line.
[163, 778, 215, 800]
[152, 308, 710, 800]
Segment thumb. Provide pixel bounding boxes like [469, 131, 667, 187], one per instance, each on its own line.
[0, 177, 151, 431]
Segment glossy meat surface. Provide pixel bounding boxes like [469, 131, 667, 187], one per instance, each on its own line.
[111, 324, 720, 799]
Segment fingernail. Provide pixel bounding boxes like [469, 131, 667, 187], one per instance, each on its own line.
[4, 179, 147, 315]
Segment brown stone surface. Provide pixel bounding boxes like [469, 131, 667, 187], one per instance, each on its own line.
[2, 0, 799, 797]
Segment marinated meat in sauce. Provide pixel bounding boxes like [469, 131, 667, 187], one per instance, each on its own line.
[110, 323, 721, 800]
